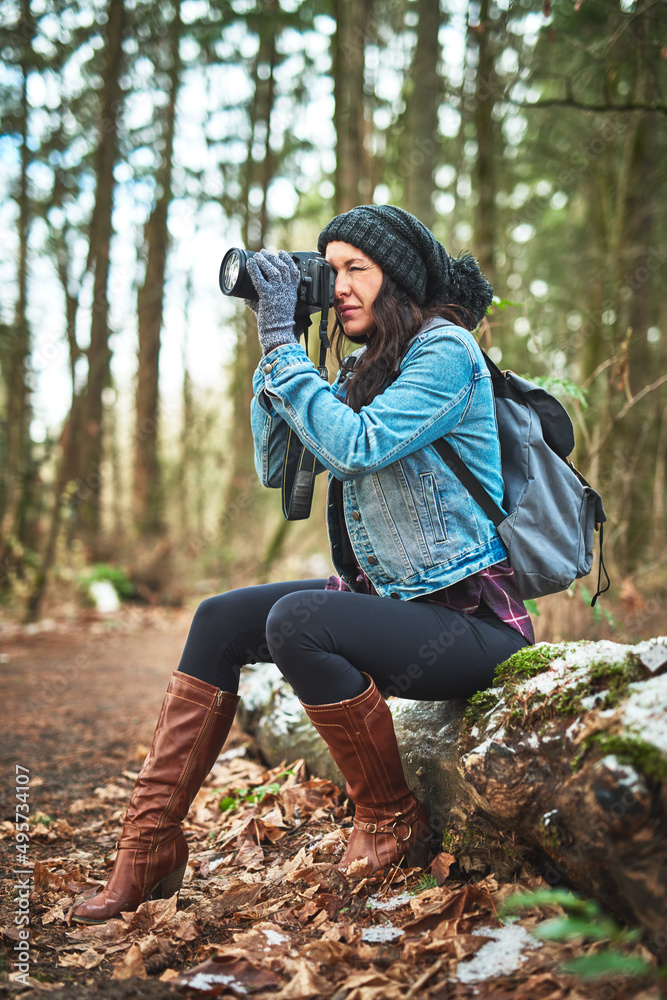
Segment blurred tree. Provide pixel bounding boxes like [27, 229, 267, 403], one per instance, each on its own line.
[133, 0, 184, 537]
[72, 0, 127, 551]
[499, 0, 667, 575]
[332, 0, 374, 210]
[0, 0, 37, 586]
[469, 0, 498, 285]
[399, 0, 443, 229]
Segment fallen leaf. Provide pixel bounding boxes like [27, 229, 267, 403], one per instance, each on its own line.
[33, 859, 67, 893]
[173, 954, 282, 995]
[403, 884, 490, 933]
[233, 840, 265, 869]
[313, 828, 347, 859]
[58, 948, 104, 969]
[346, 857, 374, 879]
[112, 942, 147, 980]
[160, 968, 181, 982]
[210, 881, 265, 918]
[278, 958, 332, 999]
[280, 779, 343, 821]
[232, 921, 293, 958]
[284, 863, 347, 895]
[430, 851, 455, 885]
[42, 903, 67, 925]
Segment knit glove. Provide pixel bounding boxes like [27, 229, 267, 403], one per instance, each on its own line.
[246, 249, 300, 354]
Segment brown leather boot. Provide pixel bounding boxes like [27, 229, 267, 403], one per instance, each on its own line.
[301, 675, 430, 873]
[72, 671, 239, 924]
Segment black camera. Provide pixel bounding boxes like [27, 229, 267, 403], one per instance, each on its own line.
[219, 248, 335, 318]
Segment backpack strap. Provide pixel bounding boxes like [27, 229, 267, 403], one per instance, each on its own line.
[432, 437, 505, 527]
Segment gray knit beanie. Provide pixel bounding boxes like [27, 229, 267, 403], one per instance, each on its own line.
[317, 204, 493, 327]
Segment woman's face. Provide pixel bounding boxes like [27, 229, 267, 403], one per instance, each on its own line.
[325, 241, 383, 339]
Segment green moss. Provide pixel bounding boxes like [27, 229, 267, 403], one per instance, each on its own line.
[441, 829, 455, 852]
[588, 655, 643, 709]
[494, 644, 566, 686]
[465, 644, 565, 728]
[466, 646, 649, 735]
[583, 732, 667, 783]
[442, 821, 484, 855]
[464, 687, 501, 727]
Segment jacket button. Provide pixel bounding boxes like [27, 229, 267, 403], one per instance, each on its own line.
[351, 510, 361, 521]
[263, 362, 274, 374]
[390, 592, 400, 599]
[367, 556, 378, 566]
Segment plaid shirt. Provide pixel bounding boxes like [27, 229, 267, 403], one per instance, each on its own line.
[325, 559, 534, 645]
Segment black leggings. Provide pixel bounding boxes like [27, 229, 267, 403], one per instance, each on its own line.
[177, 579, 527, 705]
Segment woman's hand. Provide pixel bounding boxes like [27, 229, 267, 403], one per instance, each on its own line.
[246, 250, 300, 354]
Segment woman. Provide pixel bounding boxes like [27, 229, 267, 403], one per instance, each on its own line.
[72, 205, 533, 925]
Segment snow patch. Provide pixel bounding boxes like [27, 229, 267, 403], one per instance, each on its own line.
[520, 640, 633, 700]
[186, 972, 248, 993]
[362, 925, 404, 943]
[261, 927, 289, 946]
[366, 892, 413, 911]
[455, 923, 540, 983]
[621, 673, 667, 754]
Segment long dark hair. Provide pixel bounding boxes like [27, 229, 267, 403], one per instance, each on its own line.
[332, 274, 474, 413]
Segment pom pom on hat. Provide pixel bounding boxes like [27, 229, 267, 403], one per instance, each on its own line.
[318, 204, 493, 327]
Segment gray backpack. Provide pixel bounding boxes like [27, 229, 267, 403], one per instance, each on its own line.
[433, 354, 609, 603]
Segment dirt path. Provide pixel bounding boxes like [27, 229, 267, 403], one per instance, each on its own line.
[2, 609, 196, 815]
[0, 607, 247, 1000]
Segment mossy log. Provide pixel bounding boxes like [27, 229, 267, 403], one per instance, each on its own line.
[237, 636, 667, 943]
[457, 636, 667, 944]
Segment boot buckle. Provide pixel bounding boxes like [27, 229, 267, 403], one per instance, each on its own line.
[393, 811, 413, 846]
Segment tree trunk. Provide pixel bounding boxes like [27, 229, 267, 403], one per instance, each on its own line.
[470, 0, 496, 285]
[456, 637, 667, 943]
[333, 0, 373, 212]
[73, 0, 125, 552]
[133, 0, 182, 536]
[219, 20, 279, 574]
[0, 0, 34, 583]
[401, 0, 442, 230]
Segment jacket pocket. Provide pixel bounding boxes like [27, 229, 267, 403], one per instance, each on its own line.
[420, 473, 448, 544]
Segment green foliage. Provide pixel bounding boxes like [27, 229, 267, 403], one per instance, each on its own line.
[527, 375, 589, 411]
[500, 886, 657, 981]
[79, 564, 135, 601]
[562, 952, 654, 978]
[217, 769, 295, 813]
[524, 598, 540, 617]
[33, 812, 55, 827]
[409, 874, 438, 894]
[489, 297, 520, 312]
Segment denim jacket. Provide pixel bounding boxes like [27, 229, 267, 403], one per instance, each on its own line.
[250, 319, 508, 600]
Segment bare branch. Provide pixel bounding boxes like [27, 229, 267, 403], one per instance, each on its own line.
[502, 95, 667, 117]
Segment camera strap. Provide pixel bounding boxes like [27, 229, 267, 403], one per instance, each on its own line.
[281, 427, 319, 520]
[281, 301, 331, 521]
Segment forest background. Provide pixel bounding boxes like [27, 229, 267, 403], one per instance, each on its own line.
[0, 0, 665, 636]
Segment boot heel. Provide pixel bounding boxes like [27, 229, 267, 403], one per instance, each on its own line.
[151, 863, 187, 900]
[406, 836, 432, 870]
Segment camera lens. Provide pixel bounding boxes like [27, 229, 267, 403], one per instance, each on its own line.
[219, 248, 257, 300]
[222, 251, 241, 293]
